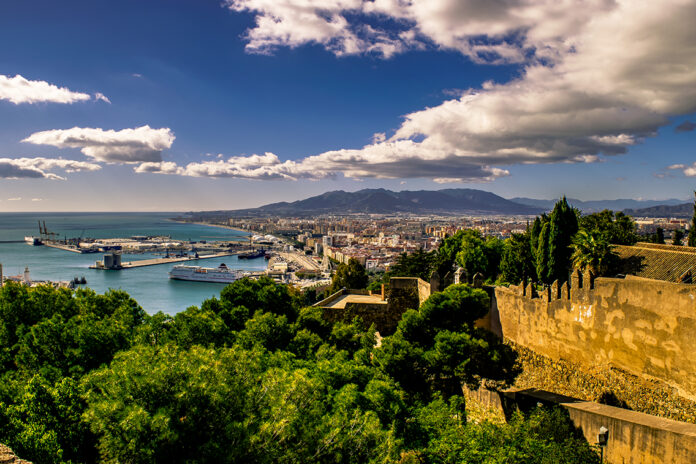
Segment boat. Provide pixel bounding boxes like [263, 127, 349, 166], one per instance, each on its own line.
[25, 236, 43, 246]
[168, 263, 244, 283]
[238, 249, 266, 259]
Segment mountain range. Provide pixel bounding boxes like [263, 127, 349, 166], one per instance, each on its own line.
[185, 188, 691, 218]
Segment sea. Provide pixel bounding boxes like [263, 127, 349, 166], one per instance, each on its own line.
[0, 212, 268, 314]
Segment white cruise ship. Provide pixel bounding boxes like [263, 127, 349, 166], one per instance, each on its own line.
[168, 263, 244, 283]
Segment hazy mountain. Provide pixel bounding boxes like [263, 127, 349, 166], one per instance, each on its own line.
[623, 203, 692, 218]
[511, 197, 686, 213]
[187, 188, 542, 218]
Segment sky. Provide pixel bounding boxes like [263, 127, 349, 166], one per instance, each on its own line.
[0, 0, 695, 212]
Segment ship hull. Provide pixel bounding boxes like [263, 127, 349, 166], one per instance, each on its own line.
[168, 265, 242, 283]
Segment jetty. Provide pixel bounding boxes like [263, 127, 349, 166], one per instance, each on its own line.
[90, 252, 238, 270]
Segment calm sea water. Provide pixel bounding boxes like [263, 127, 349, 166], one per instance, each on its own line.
[0, 213, 268, 314]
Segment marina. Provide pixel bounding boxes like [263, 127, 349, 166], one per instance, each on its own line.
[0, 212, 268, 314]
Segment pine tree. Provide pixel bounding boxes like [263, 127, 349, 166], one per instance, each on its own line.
[546, 197, 579, 283]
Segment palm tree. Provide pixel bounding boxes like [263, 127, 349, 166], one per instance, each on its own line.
[571, 229, 617, 276]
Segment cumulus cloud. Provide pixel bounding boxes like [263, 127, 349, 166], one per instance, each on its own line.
[23, 126, 175, 163]
[668, 163, 696, 177]
[215, 0, 696, 182]
[225, 0, 615, 62]
[0, 74, 93, 104]
[0, 157, 102, 180]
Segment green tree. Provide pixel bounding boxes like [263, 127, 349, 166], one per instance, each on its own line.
[329, 258, 368, 293]
[500, 232, 534, 284]
[571, 229, 617, 276]
[535, 222, 550, 283]
[654, 227, 665, 244]
[374, 284, 519, 402]
[388, 249, 436, 281]
[580, 210, 638, 245]
[673, 229, 685, 246]
[546, 197, 579, 284]
[689, 192, 696, 247]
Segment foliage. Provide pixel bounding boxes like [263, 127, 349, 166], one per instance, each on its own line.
[388, 249, 436, 281]
[579, 210, 638, 245]
[329, 258, 369, 293]
[673, 229, 685, 246]
[689, 192, 696, 247]
[374, 284, 520, 402]
[546, 197, 579, 284]
[500, 232, 535, 284]
[571, 229, 618, 276]
[0, 279, 601, 463]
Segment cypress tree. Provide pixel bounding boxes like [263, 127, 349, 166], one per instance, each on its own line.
[689, 192, 696, 247]
[536, 222, 550, 283]
[547, 197, 579, 283]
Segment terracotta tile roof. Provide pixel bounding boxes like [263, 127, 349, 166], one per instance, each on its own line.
[615, 243, 696, 283]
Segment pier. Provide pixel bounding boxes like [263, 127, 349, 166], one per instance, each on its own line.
[90, 252, 239, 270]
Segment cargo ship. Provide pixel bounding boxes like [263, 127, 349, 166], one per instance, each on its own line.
[168, 263, 244, 283]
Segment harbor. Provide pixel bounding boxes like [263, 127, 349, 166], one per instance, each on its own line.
[89, 251, 239, 270]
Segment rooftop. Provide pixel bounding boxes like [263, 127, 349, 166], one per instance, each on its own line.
[616, 243, 696, 283]
[322, 293, 387, 309]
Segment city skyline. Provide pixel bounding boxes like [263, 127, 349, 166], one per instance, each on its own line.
[1, 0, 696, 212]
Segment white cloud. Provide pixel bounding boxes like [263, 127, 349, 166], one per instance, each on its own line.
[0, 74, 92, 104]
[23, 126, 175, 163]
[0, 157, 102, 180]
[7, 198, 22, 201]
[94, 92, 111, 104]
[31, 198, 42, 202]
[225, 0, 614, 62]
[668, 163, 696, 177]
[218, 0, 696, 182]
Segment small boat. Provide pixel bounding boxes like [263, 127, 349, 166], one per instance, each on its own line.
[169, 263, 244, 283]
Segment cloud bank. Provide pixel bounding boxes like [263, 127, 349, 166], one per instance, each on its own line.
[23, 126, 176, 163]
[0, 157, 101, 180]
[210, 0, 696, 182]
[0, 74, 95, 104]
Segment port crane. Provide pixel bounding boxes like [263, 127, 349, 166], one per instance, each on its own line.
[38, 221, 59, 242]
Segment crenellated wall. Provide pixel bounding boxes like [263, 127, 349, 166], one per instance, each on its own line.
[493, 271, 696, 399]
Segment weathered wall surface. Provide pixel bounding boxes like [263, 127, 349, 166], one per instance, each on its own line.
[494, 273, 696, 399]
[466, 387, 696, 464]
[318, 277, 432, 335]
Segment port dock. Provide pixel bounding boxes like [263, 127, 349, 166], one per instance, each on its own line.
[90, 252, 239, 270]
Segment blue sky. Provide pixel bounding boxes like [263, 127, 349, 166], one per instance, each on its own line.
[0, 0, 695, 211]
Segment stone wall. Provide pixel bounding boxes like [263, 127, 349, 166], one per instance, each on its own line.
[465, 387, 696, 464]
[493, 271, 696, 399]
[317, 277, 432, 336]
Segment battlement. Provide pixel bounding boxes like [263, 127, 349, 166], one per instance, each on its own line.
[494, 272, 696, 399]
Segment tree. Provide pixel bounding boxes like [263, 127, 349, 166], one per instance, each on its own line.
[500, 232, 534, 284]
[654, 227, 665, 244]
[673, 229, 685, 246]
[546, 197, 579, 284]
[571, 229, 617, 276]
[374, 284, 519, 402]
[329, 258, 368, 293]
[689, 191, 696, 247]
[580, 210, 638, 245]
[535, 222, 550, 283]
[388, 249, 436, 281]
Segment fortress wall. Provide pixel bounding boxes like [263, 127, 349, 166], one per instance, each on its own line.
[494, 273, 696, 399]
